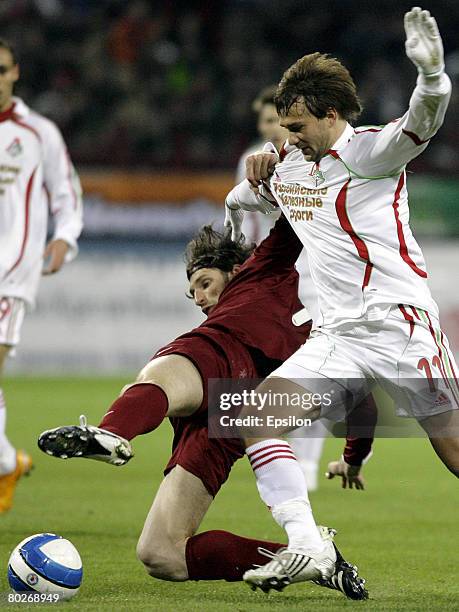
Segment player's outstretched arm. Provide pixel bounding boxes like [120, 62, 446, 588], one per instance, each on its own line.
[358, 7, 451, 177]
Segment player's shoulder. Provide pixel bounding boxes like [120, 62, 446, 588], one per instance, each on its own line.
[352, 120, 402, 140]
[13, 99, 62, 141]
[26, 110, 61, 140]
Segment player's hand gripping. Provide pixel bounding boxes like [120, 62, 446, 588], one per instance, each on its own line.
[224, 202, 244, 242]
[404, 7, 444, 77]
[245, 151, 279, 194]
[326, 458, 365, 490]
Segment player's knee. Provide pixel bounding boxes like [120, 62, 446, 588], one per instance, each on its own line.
[136, 538, 187, 581]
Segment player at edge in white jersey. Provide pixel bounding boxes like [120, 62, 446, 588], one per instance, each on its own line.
[225, 7, 459, 593]
[0, 38, 83, 512]
[234, 85, 327, 491]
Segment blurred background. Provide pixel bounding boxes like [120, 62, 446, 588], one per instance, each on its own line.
[2, 0, 458, 374]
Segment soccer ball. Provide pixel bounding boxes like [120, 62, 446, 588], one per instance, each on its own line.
[7, 533, 82, 601]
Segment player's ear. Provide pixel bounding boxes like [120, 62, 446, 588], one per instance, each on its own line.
[230, 264, 242, 278]
[325, 107, 338, 125]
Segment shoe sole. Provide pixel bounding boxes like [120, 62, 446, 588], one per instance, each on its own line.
[38, 427, 91, 459]
[38, 428, 132, 464]
[246, 575, 291, 593]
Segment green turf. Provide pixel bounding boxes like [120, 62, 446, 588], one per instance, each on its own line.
[1, 377, 458, 611]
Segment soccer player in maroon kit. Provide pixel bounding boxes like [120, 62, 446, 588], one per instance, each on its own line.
[38, 216, 369, 599]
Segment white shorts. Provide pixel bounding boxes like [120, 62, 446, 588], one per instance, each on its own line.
[0, 297, 26, 347]
[269, 304, 459, 420]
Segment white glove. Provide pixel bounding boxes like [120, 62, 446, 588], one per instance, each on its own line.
[404, 7, 444, 76]
[224, 203, 244, 242]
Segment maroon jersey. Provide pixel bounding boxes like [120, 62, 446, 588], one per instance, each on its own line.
[193, 215, 310, 361]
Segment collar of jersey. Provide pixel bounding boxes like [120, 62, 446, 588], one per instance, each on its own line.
[0, 102, 16, 123]
[324, 122, 354, 158]
[8, 96, 30, 119]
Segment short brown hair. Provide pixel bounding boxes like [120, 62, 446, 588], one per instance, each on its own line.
[0, 38, 18, 65]
[275, 52, 362, 123]
[185, 225, 254, 280]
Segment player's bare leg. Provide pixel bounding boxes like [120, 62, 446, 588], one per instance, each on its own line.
[38, 354, 204, 463]
[137, 466, 213, 580]
[419, 409, 459, 478]
[0, 345, 33, 512]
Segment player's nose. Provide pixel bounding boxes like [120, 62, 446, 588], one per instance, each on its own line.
[194, 290, 206, 306]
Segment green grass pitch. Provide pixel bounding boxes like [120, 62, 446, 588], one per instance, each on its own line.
[0, 377, 458, 611]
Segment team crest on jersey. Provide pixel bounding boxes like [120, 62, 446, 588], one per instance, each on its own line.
[309, 165, 325, 187]
[6, 137, 23, 157]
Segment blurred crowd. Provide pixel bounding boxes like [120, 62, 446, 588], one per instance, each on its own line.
[2, 0, 458, 171]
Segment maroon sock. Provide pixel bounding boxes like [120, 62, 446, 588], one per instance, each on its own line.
[185, 530, 284, 581]
[98, 383, 168, 441]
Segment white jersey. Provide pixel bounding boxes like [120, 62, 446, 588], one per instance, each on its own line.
[0, 97, 83, 308]
[235, 143, 319, 321]
[230, 72, 451, 328]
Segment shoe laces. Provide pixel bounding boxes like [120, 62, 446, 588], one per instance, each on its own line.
[255, 547, 292, 578]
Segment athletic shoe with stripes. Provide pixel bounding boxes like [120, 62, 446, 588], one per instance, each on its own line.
[314, 527, 369, 600]
[243, 527, 337, 592]
[38, 415, 133, 466]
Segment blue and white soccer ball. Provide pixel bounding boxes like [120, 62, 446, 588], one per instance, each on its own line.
[7, 533, 82, 601]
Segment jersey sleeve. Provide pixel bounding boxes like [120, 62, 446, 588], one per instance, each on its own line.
[350, 72, 451, 176]
[41, 120, 83, 262]
[342, 394, 378, 466]
[250, 214, 303, 271]
[226, 178, 279, 215]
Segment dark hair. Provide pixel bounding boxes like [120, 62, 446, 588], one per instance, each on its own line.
[185, 225, 254, 280]
[0, 38, 18, 65]
[252, 84, 278, 113]
[275, 52, 362, 122]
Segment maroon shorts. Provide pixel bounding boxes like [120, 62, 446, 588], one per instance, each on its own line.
[155, 328, 273, 497]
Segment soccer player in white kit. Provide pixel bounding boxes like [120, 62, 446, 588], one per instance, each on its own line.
[234, 85, 328, 491]
[225, 7, 459, 592]
[0, 39, 83, 512]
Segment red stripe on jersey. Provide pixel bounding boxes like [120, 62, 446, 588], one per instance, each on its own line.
[248, 443, 292, 461]
[279, 144, 288, 161]
[251, 454, 297, 471]
[4, 167, 37, 278]
[12, 118, 42, 142]
[0, 103, 16, 123]
[398, 304, 414, 337]
[335, 178, 373, 290]
[392, 173, 427, 278]
[402, 129, 430, 146]
[409, 306, 421, 320]
[362, 262, 373, 290]
[354, 128, 383, 134]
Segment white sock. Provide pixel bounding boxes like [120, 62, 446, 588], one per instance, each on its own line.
[0, 389, 16, 475]
[246, 438, 324, 554]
